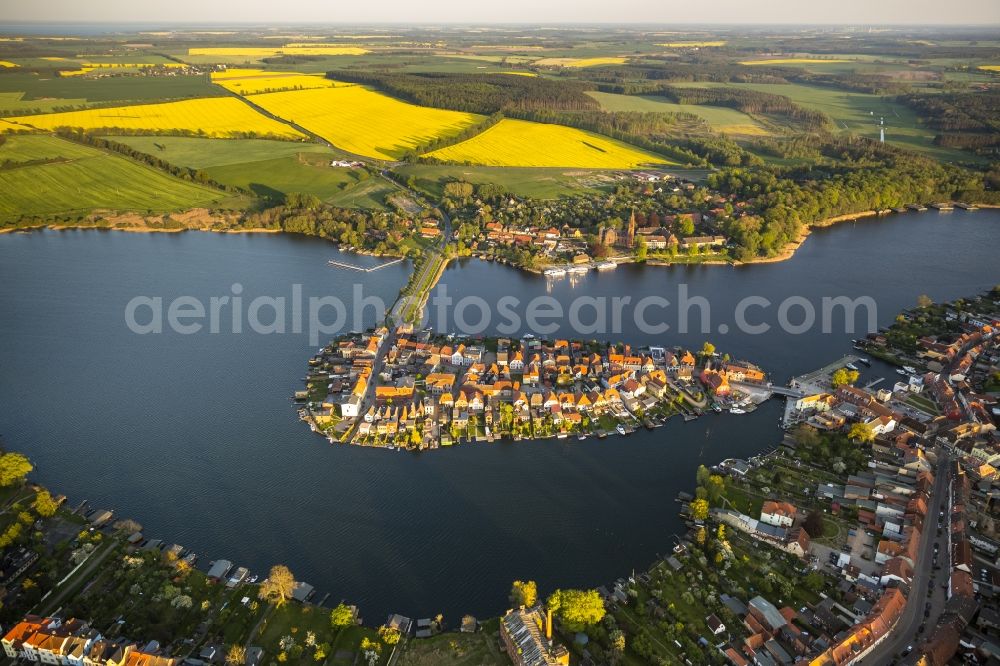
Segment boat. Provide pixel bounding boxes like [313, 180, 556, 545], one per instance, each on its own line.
[577, 434, 587, 441]
[543, 267, 566, 277]
[566, 265, 589, 275]
[896, 368, 908, 376]
[596, 261, 617, 270]
[903, 366, 917, 374]
[712, 404, 722, 413]
[730, 407, 746, 415]
[557, 433, 568, 439]
[616, 424, 627, 436]
[859, 358, 871, 366]
[845, 363, 859, 371]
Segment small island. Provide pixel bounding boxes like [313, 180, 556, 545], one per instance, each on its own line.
[297, 328, 771, 448]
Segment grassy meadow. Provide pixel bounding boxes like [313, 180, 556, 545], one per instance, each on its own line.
[395, 163, 618, 199]
[0, 135, 233, 220]
[247, 85, 484, 160]
[586, 90, 771, 135]
[425, 118, 670, 168]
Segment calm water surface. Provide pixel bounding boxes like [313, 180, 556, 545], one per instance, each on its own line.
[0, 211, 998, 620]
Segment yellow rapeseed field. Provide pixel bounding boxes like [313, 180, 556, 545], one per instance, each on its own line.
[5, 97, 305, 139]
[211, 68, 344, 94]
[424, 118, 669, 168]
[739, 58, 851, 65]
[247, 85, 483, 160]
[979, 65, 1000, 71]
[188, 46, 369, 57]
[0, 61, 18, 68]
[533, 57, 628, 68]
[658, 41, 727, 47]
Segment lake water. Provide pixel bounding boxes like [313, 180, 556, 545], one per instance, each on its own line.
[0, 210, 998, 621]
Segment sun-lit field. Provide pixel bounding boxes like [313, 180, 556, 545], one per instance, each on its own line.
[211, 68, 343, 94]
[247, 85, 483, 160]
[534, 56, 628, 67]
[0, 134, 230, 219]
[979, 65, 1000, 71]
[188, 45, 370, 57]
[5, 97, 305, 139]
[739, 58, 852, 65]
[424, 118, 670, 168]
[59, 62, 189, 76]
[0, 118, 27, 132]
[658, 41, 727, 47]
[0, 61, 18, 68]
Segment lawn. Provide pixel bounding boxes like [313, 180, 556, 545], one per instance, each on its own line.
[0, 135, 233, 221]
[396, 630, 508, 666]
[256, 604, 389, 666]
[247, 85, 483, 160]
[586, 91, 771, 136]
[395, 163, 616, 199]
[6, 97, 304, 140]
[425, 118, 671, 168]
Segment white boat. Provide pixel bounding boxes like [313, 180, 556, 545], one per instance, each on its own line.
[845, 363, 859, 371]
[566, 266, 589, 274]
[597, 261, 617, 270]
[859, 358, 871, 366]
[903, 366, 917, 374]
[577, 434, 587, 441]
[730, 407, 746, 415]
[616, 424, 627, 436]
[896, 368, 908, 376]
[557, 433, 568, 439]
[543, 267, 566, 277]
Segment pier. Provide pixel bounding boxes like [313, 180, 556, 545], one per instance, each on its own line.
[328, 258, 404, 272]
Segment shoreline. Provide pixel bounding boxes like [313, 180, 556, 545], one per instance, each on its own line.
[2, 202, 991, 269]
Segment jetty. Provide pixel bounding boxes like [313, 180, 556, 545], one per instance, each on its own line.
[328, 258, 404, 272]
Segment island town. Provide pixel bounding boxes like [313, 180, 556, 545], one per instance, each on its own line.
[297, 329, 770, 448]
[0, 292, 997, 666]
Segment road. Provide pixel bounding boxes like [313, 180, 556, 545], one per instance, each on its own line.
[860, 455, 951, 663]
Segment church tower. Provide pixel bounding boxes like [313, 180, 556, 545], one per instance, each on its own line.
[626, 208, 636, 249]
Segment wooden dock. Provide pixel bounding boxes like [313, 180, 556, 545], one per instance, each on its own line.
[327, 258, 403, 272]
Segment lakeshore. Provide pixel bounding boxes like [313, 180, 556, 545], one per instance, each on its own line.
[2, 210, 999, 621]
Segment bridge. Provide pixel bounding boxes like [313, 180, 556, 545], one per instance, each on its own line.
[731, 381, 806, 399]
[327, 257, 404, 272]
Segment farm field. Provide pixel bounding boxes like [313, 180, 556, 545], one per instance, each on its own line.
[107, 136, 337, 169]
[738, 58, 852, 65]
[107, 135, 364, 202]
[657, 41, 726, 47]
[395, 163, 619, 199]
[668, 80, 966, 160]
[0, 135, 233, 220]
[586, 90, 771, 135]
[210, 68, 344, 94]
[0, 72, 223, 111]
[5, 97, 305, 139]
[247, 85, 483, 160]
[187, 45, 370, 57]
[533, 56, 628, 67]
[424, 118, 670, 168]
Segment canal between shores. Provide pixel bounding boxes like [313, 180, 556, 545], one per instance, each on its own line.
[0, 209, 998, 621]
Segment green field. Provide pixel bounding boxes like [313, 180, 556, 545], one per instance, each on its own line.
[0, 134, 234, 220]
[586, 90, 771, 135]
[670, 80, 970, 160]
[110, 135, 389, 205]
[0, 72, 222, 113]
[395, 163, 618, 199]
